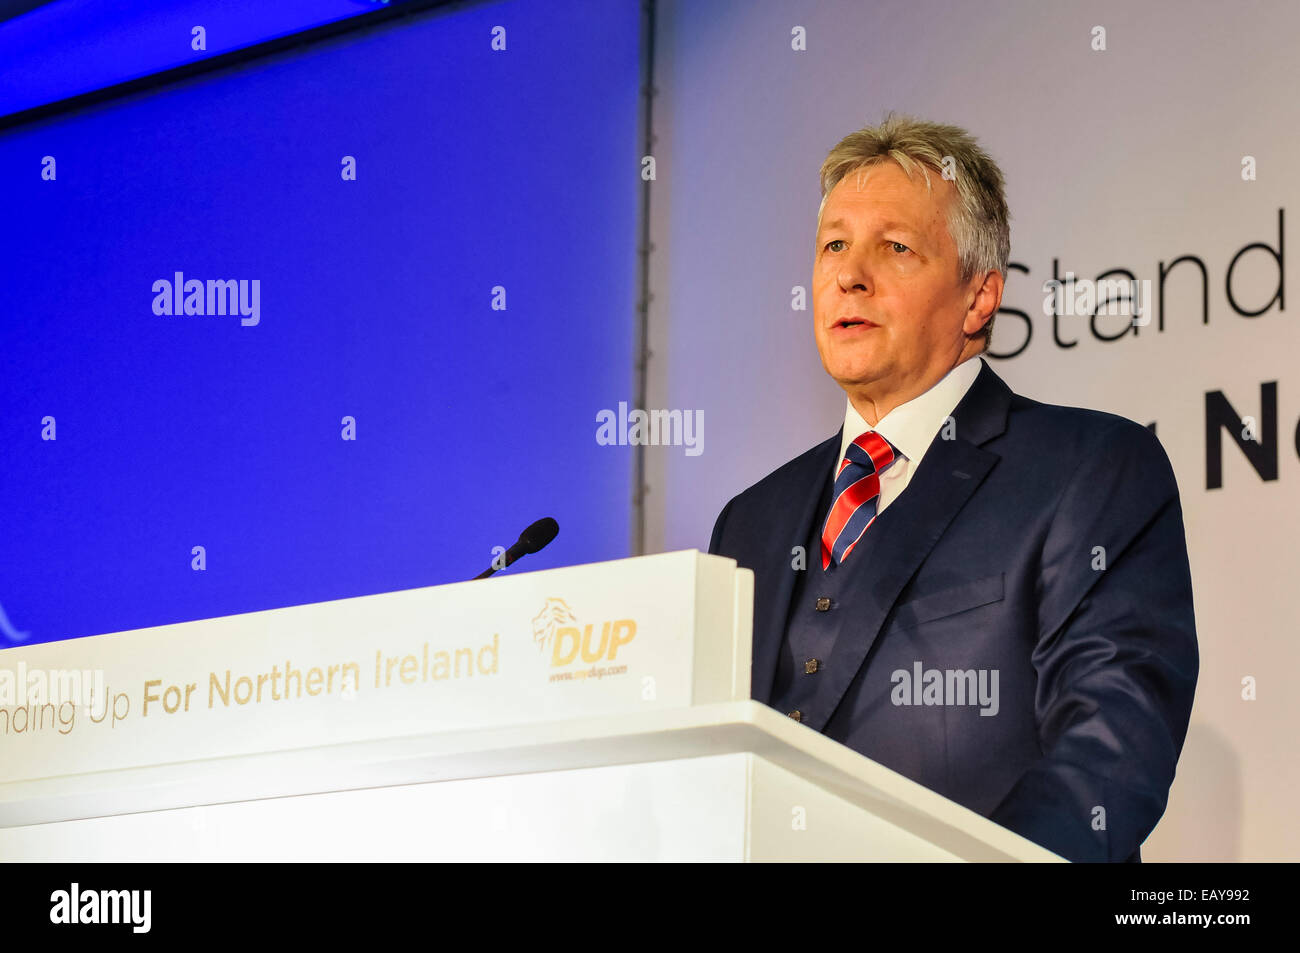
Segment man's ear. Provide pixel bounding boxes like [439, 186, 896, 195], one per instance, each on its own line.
[963, 270, 1004, 337]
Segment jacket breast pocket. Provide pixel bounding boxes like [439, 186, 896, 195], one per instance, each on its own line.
[889, 572, 1005, 632]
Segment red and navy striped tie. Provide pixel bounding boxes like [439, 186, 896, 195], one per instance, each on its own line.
[820, 430, 898, 570]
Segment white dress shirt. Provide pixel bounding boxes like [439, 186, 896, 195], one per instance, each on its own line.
[835, 355, 984, 513]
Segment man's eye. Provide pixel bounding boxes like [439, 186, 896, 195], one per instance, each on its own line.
[824, 239, 846, 253]
[890, 241, 911, 254]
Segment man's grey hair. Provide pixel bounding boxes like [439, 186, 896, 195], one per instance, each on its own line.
[817, 113, 1010, 350]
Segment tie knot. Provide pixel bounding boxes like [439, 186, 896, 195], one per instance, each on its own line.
[842, 430, 897, 475]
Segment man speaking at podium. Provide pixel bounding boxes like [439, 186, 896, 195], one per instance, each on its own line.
[708, 115, 1198, 863]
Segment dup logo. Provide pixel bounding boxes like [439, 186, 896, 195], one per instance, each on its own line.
[531, 598, 636, 669]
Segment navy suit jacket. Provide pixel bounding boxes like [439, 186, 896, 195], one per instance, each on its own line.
[708, 358, 1198, 862]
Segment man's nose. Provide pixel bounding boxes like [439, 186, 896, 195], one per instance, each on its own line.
[837, 256, 872, 293]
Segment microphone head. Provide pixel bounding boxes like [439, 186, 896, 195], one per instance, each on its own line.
[517, 517, 559, 555]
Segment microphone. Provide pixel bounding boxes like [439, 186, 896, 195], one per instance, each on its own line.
[473, 517, 559, 579]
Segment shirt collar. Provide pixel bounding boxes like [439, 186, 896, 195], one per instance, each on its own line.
[839, 356, 985, 468]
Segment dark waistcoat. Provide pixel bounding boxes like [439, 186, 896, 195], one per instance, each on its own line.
[769, 465, 901, 727]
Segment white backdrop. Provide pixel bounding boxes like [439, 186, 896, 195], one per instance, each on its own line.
[645, 0, 1299, 861]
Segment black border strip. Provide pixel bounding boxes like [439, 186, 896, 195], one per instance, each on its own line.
[0, 0, 478, 132]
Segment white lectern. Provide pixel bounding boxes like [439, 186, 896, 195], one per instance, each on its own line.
[0, 551, 1062, 861]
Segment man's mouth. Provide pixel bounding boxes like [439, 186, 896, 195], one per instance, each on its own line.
[834, 317, 878, 330]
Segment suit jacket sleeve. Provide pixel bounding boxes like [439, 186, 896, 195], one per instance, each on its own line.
[987, 419, 1199, 862]
[708, 496, 735, 556]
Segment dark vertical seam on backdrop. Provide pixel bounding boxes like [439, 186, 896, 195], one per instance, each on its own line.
[632, 0, 657, 555]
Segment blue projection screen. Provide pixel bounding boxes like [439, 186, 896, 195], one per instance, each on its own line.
[0, 0, 642, 646]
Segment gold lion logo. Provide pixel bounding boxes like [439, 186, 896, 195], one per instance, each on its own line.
[531, 598, 577, 654]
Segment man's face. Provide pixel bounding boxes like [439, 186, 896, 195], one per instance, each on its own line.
[813, 162, 982, 413]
